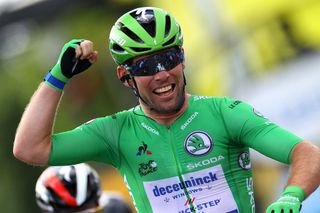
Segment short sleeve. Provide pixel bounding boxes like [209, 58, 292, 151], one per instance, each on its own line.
[49, 116, 121, 167]
[220, 97, 302, 164]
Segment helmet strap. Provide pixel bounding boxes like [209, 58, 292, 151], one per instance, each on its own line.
[119, 73, 140, 98]
[183, 72, 187, 86]
[131, 77, 150, 105]
[120, 74, 131, 83]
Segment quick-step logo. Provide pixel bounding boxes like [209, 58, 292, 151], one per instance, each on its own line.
[179, 198, 224, 213]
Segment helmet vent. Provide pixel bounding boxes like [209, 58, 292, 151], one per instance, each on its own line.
[140, 21, 156, 38]
[162, 35, 176, 47]
[130, 47, 151, 52]
[164, 15, 171, 37]
[130, 9, 156, 38]
[119, 22, 144, 43]
[112, 44, 125, 52]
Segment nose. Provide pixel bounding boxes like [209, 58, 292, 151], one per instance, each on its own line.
[154, 70, 170, 81]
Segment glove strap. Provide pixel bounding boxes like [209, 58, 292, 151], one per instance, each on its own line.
[282, 185, 306, 202]
[44, 71, 66, 91]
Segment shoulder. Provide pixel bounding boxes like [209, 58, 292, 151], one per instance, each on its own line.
[109, 108, 135, 120]
[191, 95, 240, 108]
[191, 95, 220, 103]
[80, 107, 137, 128]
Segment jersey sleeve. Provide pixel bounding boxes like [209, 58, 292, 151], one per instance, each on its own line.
[219, 97, 302, 164]
[49, 115, 121, 167]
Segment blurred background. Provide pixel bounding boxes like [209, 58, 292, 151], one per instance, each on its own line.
[1, 0, 320, 212]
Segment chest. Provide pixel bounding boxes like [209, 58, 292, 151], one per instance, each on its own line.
[118, 111, 244, 180]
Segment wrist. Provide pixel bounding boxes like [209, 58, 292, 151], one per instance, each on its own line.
[44, 71, 66, 91]
[281, 185, 305, 202]
[50, 64, 70, 83]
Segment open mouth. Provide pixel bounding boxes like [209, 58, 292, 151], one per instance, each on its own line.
[153, 84, 175, 96]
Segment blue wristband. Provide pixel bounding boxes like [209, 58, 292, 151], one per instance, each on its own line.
[44, 71, 66, 90]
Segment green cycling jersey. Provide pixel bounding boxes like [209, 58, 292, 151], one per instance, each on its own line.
[49, 95, 301, 213]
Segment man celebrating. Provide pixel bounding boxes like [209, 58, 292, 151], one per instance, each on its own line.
[14, 7, 320, 213]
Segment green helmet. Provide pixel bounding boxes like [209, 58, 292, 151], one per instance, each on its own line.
[109, 7, 183, 65]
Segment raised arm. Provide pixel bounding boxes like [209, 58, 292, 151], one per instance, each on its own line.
[13, 39, 98, 165]
[266, 141, 320, 213]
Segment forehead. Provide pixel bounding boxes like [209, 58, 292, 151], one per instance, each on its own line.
[133, 47, 177, 62]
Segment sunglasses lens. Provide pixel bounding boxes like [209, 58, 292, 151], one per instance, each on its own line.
[129, 49, 183, 76]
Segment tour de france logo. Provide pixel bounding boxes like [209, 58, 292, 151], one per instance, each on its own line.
[184, 131, 213, 156]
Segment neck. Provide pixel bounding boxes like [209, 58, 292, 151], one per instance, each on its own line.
[140, 94, 190, 126]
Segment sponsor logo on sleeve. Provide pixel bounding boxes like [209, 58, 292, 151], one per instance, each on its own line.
[252, 108, 267, 118]
[238, 152, 251, 170]
[184, 131, 212, 156]
[228, 100, 242, 109]
[194, 96, 210, 101]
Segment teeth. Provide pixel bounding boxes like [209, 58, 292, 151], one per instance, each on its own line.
[155, 85, 172, 93]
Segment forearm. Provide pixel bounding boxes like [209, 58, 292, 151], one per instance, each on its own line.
[13, 39, 97, 165]
[286, 141, 320, 198]
[266, 141, 320, 212]
[13, 82, 62, 165]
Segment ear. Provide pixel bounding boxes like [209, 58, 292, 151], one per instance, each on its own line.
[117, 66, 132, 87]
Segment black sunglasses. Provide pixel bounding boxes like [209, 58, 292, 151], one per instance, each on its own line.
[124, 48, 184, 77]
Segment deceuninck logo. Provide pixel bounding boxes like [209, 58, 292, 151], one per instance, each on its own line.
[152, 171, 218, 197]
[184, 131, 212, 156]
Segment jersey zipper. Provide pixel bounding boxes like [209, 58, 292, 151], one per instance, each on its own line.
[167, 126, 196, 213]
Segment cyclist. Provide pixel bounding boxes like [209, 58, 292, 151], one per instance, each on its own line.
[14, 6, 320, 213]
[36, 163, 132, 213]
